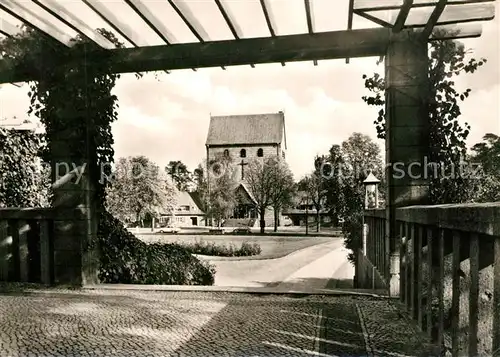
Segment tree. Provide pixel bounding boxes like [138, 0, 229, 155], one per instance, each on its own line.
[193, 164, 205, 191]
[362, 35, 486, 204]
[323, 133, 384, 263]
[269, 160, 295, 232]
[471, 133, 500, 202]
[299, 155, 330, 232]
[200, 152, 238, 227]
[246, 156, 280, 233]
[106, 156, 176, 226]
[0, 127, 50, 208]
[324, 144, 344, 225]
[166, 160, 193, 191]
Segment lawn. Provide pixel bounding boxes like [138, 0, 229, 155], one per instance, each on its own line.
[136, 234, 337, 260]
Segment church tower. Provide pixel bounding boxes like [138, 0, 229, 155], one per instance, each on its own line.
[205, 112, 287, 223]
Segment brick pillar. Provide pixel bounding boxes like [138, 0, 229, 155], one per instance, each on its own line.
[385, 31, 430, 296]
[50, 129, 99, 286]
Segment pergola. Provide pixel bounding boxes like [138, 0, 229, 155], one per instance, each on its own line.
[0, 0, 495, 82]
[0, 0, 496, 290]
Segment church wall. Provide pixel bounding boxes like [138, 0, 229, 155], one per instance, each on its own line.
[208, 144, 282, 182]
[208, 145, 279, 161]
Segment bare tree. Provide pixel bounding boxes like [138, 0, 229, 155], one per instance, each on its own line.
[269, 160, 295, 232]
[299, 157, 329, 233]
[246, 156, 279, 233]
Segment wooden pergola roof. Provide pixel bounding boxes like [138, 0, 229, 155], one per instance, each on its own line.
[0, 0, 496, 84]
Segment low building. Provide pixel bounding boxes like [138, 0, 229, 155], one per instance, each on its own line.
[159, 191, 206, 227]
[282, 191, 332, 226]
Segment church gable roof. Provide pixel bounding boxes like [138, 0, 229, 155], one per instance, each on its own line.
[206, 112, 285, 146]
[236, 183, 257, 205]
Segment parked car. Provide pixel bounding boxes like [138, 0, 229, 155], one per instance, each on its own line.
[232, 227, 251, 234]
[155, 225, 181, 234]
[282, 216, 293, 227]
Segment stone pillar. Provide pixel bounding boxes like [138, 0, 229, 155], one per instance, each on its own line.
[50, 129, 99, 286]
[0, 220, 10, 281]
[385, 31, 430, 297]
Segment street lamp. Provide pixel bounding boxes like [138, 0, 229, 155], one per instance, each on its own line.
[363, 172, 380, 209]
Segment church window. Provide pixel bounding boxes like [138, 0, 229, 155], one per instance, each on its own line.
[223, 149, 229, 157]
[240, 149, 246, 158]
[282, 151, 285, 159]
[257, 148, 263, 157]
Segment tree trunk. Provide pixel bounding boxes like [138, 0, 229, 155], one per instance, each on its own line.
[136, 211, 141, 227]
[316, 210, 320, 232]
[273, 206, 278, 232]
[260, 207, 266, 234]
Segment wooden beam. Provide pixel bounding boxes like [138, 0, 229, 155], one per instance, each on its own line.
[0, 0, 72, 46]
[99, 28, 390, 75]
[260, 0, 277, 36]
[214, 0, 253, 69]
[304, 0, 314, 33]
[32, 0, 116, 49]
[421, 0, 447, 39]
[393, 0, 413, 33]
[0, 28, 391, 84]
[304, 0, 318, 66]
[346, 0, 355, 64]
[353, 9, 394, 28]
[124, 0, 176, 45]
[215, 0, 241, 39]
[355, 0, 494, 12]
[259, 0, 285, 66]
[168, 0, 209, 42]
[82, 0, 139, 46]
[415, 2, 495, 31]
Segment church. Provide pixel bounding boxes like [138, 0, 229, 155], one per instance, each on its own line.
[205, 112, 287, 226]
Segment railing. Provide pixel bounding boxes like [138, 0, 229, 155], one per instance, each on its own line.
[0, 208, 54, 284]
[362, 203, 500, 356]
[360, 208, 388, 289]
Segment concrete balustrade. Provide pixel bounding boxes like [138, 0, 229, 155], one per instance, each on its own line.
[361, 203, 500, 356]
[0, 208, 54, 284]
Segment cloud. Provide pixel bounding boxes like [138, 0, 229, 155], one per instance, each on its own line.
[0, 2, 497, 181]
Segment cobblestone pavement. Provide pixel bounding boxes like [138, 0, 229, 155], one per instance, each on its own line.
[0, 287, 438, 357]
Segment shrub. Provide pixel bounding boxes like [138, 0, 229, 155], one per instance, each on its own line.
[237, 241, 262, 257]
[180, 240, 261, 257]
[98, 211, 216, 285]
[342, 211, 363, 265]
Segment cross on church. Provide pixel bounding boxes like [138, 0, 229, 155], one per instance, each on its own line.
[238, 159, 248, 180]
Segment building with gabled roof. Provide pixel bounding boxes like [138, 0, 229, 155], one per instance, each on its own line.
[205, 112, 287, 226]
[159, 191, 206, 227]
[206, 112, 287, 149]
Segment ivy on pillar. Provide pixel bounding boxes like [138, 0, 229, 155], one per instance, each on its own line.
[385, 30, 431, 297]
[0, 28, 122, 285]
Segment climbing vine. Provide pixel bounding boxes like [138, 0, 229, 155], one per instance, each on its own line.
[0, 26, 126, 207]
[361, 35, 487, 204]
[0, 27, 217, 285]
[0, 127, 49, 207]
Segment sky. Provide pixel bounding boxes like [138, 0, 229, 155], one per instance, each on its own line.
[0, 0, 499, 180]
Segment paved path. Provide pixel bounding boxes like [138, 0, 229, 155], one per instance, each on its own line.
[205, 240, 354, 290]
[0, 288, 438, 357]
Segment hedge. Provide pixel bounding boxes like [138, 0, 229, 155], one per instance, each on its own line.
[98, 212, 216, 285]
[181, 240, 262, 257]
